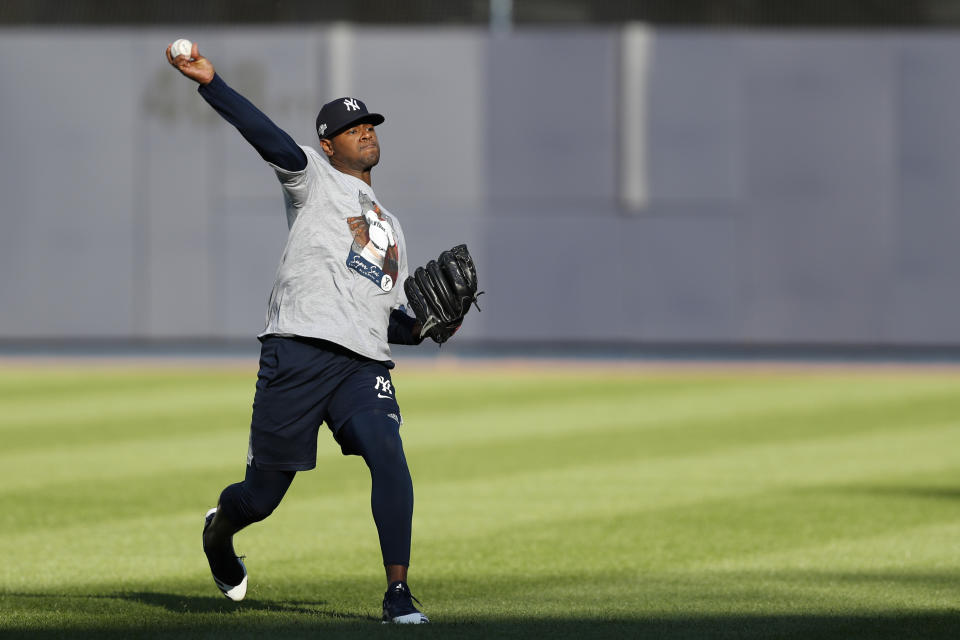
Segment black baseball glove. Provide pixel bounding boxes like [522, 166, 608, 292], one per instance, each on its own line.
[404, 244, 483, 344]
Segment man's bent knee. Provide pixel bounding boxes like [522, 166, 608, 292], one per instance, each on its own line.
[338, 409, 405, 462]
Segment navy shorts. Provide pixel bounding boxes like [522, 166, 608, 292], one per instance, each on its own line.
[246, 335, 401, 471]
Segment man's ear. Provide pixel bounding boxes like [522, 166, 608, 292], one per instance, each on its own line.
[320, 138, 334, 158]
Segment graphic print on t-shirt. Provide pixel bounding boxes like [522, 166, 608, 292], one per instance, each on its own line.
[346, 191, 399, 292]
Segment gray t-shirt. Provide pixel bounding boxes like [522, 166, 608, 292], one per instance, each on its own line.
[259, 145, 408, 362]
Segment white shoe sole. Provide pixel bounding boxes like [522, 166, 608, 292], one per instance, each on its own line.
[214, 563, 247, 602]
[383, 612, 429, 624]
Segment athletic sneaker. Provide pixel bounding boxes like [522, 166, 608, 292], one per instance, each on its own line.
[202, 507, 248, 601]
[382, 581, 429, 624]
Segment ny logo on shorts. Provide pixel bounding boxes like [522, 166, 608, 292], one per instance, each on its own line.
[375, 376, 393, 397]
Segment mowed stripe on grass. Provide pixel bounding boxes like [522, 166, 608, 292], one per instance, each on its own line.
[1, 363, 959, 639]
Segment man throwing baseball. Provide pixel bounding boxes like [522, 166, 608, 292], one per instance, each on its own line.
[166, 40, 443, 623]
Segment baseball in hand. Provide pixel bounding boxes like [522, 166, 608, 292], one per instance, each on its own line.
[170, 39, 192, 59]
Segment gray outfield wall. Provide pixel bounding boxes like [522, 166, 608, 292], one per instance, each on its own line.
[1, 26, 959, 346]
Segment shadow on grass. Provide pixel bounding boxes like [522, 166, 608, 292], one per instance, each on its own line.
[0, 590, 374, 628]
[3, 566, 960, 639]
[122, 590, 373, 619]
[2, 612, 960, 639]
[1, 591, 350, 616]
[833, 484, 960, 502]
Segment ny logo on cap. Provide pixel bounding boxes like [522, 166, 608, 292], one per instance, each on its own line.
[343, 98, 360, 111]
[318, 123, 327, 135]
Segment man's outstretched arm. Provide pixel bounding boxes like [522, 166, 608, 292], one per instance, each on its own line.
[166, 41, 307, 172]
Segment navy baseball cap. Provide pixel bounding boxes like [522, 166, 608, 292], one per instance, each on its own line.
[315, 97, 384, 139]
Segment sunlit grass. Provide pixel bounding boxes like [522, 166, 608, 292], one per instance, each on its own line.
[1, 361, 959, 638]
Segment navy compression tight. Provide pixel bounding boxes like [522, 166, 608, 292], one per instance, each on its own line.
[217, 409, 414, 567]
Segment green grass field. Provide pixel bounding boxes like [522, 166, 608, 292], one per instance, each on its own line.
[1, 359, 959, 639]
